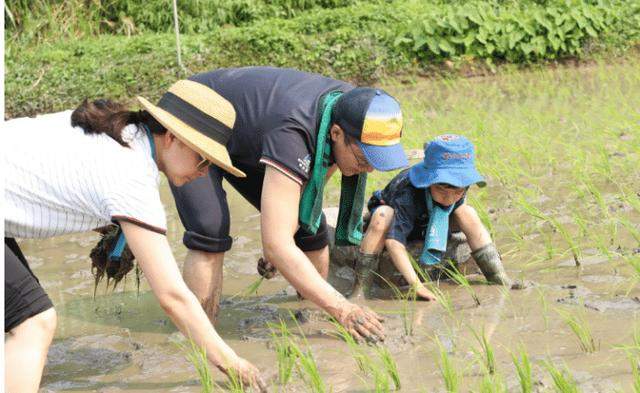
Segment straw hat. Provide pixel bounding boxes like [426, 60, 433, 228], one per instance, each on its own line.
[137, 79, 245, 177]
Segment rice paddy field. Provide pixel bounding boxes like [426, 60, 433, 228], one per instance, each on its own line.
[16, 57, 640, 392]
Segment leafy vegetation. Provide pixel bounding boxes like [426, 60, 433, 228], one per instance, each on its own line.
[6, 0, 640, 117]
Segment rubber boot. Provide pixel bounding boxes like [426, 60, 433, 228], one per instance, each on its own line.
[349, 250, 380, 299]
[472, 243, 512, 287]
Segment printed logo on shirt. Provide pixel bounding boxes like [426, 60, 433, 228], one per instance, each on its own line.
[298, 154, 311, 174]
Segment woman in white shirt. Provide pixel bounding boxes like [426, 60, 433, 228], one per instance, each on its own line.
[4, 80, 266, 392]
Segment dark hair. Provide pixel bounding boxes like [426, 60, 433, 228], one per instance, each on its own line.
[90, 226, 138, 295]
[71, 99, 166, 146]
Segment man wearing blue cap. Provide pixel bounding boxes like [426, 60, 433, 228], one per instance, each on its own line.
[169, 67, 408, 341]
[351, 134, 511, 300]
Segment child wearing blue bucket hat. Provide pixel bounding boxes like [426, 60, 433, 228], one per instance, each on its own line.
[351, 134, 511, 300]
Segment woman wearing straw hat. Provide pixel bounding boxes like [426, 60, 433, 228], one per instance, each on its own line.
[3, 81, 266, 392]
[167, 67, 409, 343]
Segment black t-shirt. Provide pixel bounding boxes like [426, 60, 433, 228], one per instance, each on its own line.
[190, 67, 354, 184]
[367, 169, 465, 245]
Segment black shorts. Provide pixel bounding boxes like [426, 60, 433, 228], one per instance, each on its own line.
[4, 238, 54, 332]
[170, 162, 329, 253]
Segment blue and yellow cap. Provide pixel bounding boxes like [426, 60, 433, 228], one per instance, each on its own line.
[332, 87, 408, 171]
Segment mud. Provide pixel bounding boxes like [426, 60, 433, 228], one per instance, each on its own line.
[21, 178, 640, 393]
[15, 64, 640, 392]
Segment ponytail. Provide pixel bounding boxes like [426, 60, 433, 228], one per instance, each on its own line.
[71, 99, 165, 146]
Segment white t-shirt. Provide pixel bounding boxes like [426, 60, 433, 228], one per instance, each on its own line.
[4, 110, 167, 238]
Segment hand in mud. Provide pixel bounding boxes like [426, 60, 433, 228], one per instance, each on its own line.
[257, 257, 277, 279]
[336, 303, 385, 344]
[220, 357, 268, 392]
[415, 285, 437, 302]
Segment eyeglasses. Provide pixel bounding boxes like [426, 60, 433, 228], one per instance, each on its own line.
[196, 155, 211, 171]
[346, 139, 372, 171]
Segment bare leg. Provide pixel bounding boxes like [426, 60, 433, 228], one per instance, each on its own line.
[182, 250, 224, 324]
[452, 204, 491, 251]
[351, 206, 394, 298]
[305, 246, 330, 280]
[453, 205, 510, 285]
[360, 206, 394, 254]
[5, 308, 57, 393]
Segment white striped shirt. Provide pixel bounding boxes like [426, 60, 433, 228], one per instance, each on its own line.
[3, 110, 167, 238]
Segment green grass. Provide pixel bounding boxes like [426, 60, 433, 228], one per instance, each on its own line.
[6, 0, 640, 117]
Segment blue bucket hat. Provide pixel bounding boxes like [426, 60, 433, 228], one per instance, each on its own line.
[408, 134, 486, 189]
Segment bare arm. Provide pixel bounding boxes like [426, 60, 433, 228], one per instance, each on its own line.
[385, 238, 436, 301]
[119, 221, 266, 391]
[261, 166, 347, 313]
[261, 166, 384, 341]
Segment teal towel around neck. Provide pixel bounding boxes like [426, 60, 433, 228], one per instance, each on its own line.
[299, 91, 367, 247]
[419, 191, 456, 265]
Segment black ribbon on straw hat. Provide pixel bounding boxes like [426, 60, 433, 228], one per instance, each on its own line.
[137, 79, 245, 178]
[157, 92, 232, 146]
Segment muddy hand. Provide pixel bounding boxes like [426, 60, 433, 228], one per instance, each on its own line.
[221, 357, 268, 392]
[257, 257, 277, 279]
[337, 302, 385, 343]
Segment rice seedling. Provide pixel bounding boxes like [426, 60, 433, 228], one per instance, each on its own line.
[556, 308, 599, 353]
[623, 255, 640, 294]
[478, 373, 507, 393]
[622, 190, 640, 215]
[377, 273, 416, 336]
[536, 287, 551, 330]
[408, 257, 456, 319]
[180, 338, 217, 393]
[582, 179, 608, 219]
[292, 346, 325, 393]
[268, 319, 297, 386]
[288, 311, 327, 393]
[511, 344, 533, 393]
[631, 355, 640, 393]
[470, 326, 496, 374]
[517, 195, 581, 266]
[374, 345, 401, 390]
[371, 365, 391, 393]
[330, 319, 370, 373]
[620, 217, 640, 244]
[226, 368, 246, 393]
[435, 336, 461, 393]
[230, 276, 264, 299]
[542, 359, 579, 393]
[443, 263, 480, 306]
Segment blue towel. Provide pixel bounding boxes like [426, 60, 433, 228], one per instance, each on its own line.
[419, 191, 456, 265]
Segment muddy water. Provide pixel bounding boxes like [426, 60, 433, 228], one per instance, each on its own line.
[16, 63, 640, 392]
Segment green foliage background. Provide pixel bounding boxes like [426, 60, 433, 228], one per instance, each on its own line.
[5, 0, 640, 117]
